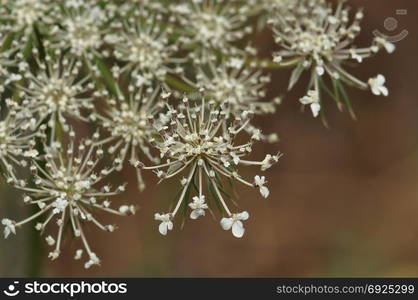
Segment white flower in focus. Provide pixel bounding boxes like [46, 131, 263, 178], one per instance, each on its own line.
[1, 219, 16, 238]
[74, 249, 83, 260]
[119, 205, 136, 216]
[261, 153, 282, 171]
[189, 196, 208, 219]
[84, 253, 100, 269]
[300, 90, 321, 118]
[52, 198, 68, 215]
[154, 213, 173, 235]
[368, 74, 389, 97]
[220, 211, 249, 238]
[254, 175, 269, 198]
[374, 37, 396, 54]
[139, 95, 280, 237]
[46, 236, 55, 246]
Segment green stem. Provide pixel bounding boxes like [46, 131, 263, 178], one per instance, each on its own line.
[165, 75, 197, 93]
[247, 57, 302, 69]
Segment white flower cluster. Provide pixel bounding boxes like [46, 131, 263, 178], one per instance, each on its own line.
[3, 133, 136, 268]
[135, 95, 281, 238]
[0, 0, 396, 268]
[268, 0, 394, 121]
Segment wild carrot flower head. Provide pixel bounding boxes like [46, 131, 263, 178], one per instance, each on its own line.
[269, 0, 395, 120]
[1, 132, 136, 268]
[107, 9, 183, 85]
[0, 0, 53, 34]
[48, 2, 109, 60]
[93, 80, 167, 191]
[137, 94, 281, 237]
[171, 0, 253, 61]
[185, 57, 277, 116]
[182, 56, 280, 142]
[17, 50, 95, 140]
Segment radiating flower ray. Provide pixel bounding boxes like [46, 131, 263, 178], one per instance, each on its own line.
[93, 78, 167, 191]
[0, 0, 54, 36]
[106, 7, 184, 87]
[16, 50, 95, 144]
[1, 132, 136, 268]
[135, 94, 281, 238]
[47, 1, 110, 61]
[170, 0, 254, 63]
[268, 0, 395, 122]
[181, 56, 280, 142]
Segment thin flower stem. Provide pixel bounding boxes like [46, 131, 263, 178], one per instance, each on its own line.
[172, 164, 197, 216]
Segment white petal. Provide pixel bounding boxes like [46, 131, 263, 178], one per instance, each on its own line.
[299, 96, 312, 105]
[371, 86, 379, 96]
[220, 218, 233, 230]
[4, 227, 10, 239]
[380, 86, 389, 97]
[232, 221, 245, 238]
[190, 210, 201, 220]
[233, 156, 240, 165]
[311, 103, 321, 118]
[239, 211, 249, 220]
[158, 222, 168, 235]
[316, 66, 324, 76]
[260, 186, 270, 198]
[167, 221, 173, 231]
[377, 74, 386, 85]
[254, 175, 261, 185]
[384, 42, 396, 54]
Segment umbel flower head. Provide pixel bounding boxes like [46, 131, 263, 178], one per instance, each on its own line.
[1, 132, 136, 268]
[182, 56, 280, 142]
[184, 56, 277, 117]
[93, 80, 167, 191]
[0, 0, 53, 35]
[269, 0, 395, 121]
[17, 50, 95, 142]
[170, 0, 254, 62]
[106, 8, 183, 86]
[0, 100, 42, 178]
[136, 95, 281, 238]
[48, 1, 109, 60]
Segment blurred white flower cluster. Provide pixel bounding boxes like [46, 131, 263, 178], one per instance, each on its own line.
[0, 0, 394, 267]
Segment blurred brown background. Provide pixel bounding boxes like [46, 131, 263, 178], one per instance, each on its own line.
[1, 0, 418, 277]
